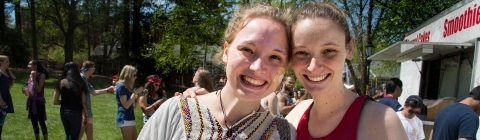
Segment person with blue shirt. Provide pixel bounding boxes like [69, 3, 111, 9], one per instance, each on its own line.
[115, 65, 149, 140]
[378, 78, 403, 112]
[429, 86, 480, 140]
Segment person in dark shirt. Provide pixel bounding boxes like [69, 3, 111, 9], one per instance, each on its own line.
[430, 86, 480, 140]
[378, 78, 403, 112]
[53, 62, 89, 140]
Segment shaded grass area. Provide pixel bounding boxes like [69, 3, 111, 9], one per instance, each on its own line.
[3, 69, 187, 140]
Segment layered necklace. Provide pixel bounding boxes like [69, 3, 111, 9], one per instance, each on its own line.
[218, 89, 260, 137]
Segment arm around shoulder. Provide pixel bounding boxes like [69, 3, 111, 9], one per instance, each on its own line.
[138, 97, 184, 140]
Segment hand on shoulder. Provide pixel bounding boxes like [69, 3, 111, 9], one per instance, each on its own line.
[175, 87, 210, 98]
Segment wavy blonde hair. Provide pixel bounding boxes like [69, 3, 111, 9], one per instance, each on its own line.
[118, 65, 137, 90]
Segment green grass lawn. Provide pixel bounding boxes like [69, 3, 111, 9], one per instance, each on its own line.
[2, 69, 175, 140]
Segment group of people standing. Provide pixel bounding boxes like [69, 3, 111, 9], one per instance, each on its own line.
[0, 55, 52, 140]
[0, 56, 170, 140]
[55, 62, 169, 140]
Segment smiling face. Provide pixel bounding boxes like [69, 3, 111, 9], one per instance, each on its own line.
[291, 18, 354, 96]
[222, 17, 289, 101]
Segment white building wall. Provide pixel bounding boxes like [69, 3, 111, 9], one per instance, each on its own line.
[399, 0, 480, 105]
[398, 61, 423, 105]
[472, 40, 480, 89]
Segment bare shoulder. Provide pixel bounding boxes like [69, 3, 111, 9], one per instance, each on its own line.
[358, 101, 407, 140]
[285, 99, 313, 129]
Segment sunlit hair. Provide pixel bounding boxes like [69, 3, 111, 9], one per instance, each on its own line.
[195, 67, 215, 92]
[213, 3, 292, 64]
[292, 2, 352, 43]
[118, 65, 137, 90]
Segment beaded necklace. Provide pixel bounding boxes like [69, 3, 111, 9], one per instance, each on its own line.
[218, 89, 260, 137]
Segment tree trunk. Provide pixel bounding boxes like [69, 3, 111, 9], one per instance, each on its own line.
[346, 60, 362, 94]
[364, 0, 375, 95]
[87, 28, 91, 60]
[86, 0, 91, 61]
[64, 30, 75, 63]
[103, 0, 110, 72]
[122, 0, 131, 66]
[29, 0, 38, 59]
[14, 1, 21, 35]
[0, 0, 5, 34]
[131, 0, 142, 60]
[64, 3, 76, 63]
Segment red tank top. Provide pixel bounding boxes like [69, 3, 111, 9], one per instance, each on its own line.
[296, 96, 371, 140]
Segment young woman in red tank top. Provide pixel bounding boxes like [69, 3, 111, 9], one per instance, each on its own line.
[285, 2, 408, 140]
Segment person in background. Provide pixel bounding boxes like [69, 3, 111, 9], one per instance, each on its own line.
[0, 55, 15, 140]
[111, 75, 119, 93]
[115, 65, 149, 140]
[430, 86, 480, 140]
[26, 60, 50, 140]
[79, 61, 115, 140]
[53, 62, 88, 140]
[215, 76, 226, 90]
[139, 75, 167, 124]
[297, 91, 312, 102]
[378, 78, 403, 111]
[397, 95, 425, 140]
[261, 92, 281, 116]
[372, 85, 385, 100]
[175, 67, 215, 96]
[277, 76, 298, 116]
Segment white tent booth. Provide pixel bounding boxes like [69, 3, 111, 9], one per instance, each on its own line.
[368, 0, 480, 138]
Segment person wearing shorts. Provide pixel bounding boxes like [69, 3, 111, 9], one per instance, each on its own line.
[79, 61, 114, 140]
[115, 65, 148, 140]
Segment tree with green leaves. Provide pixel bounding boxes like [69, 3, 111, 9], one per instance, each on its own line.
[149, 0, 233, 74]
[36, 0, 90, 63]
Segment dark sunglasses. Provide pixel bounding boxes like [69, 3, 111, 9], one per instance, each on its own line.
[408, 109, 421, 114]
